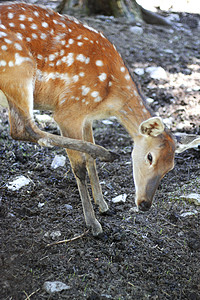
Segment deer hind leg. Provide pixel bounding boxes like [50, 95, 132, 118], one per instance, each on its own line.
[83, 121, 109, 213]
[56, 117, 103, 236]
[0, 59, 45, 142]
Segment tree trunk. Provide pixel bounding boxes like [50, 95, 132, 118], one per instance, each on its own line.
[56, 0, 171, 26]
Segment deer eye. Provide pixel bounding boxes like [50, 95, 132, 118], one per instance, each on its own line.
[147, 153, 153, 165]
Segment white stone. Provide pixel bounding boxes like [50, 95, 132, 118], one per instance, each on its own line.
[129, 207, 139, 213]
[129, 26, 143, 35]
[43, 281, 70, 294]
[180, 193, 200, 206]
[146, 66, 167, 80]
[51, 155, 66, 169]
[50, 230, 61, 240]
[134, 68, 145, 76]
[6, 176, 31, 191]
[101, 119, 113, 125]
[162, 117, 173, 127]
[112, 194, 127, 203]
[146, 97, 154, 104]
[34, 114, 53, 123]
[180, 211, 198, 218]
[64, 204, 73, 210]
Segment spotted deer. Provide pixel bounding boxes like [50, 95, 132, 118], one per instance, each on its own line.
[0, 3, 199, 236]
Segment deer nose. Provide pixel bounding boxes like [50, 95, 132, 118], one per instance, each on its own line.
[138, 200, 151, 211]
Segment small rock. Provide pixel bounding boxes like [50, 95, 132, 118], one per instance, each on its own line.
[101, 119, 113, 125]
[129, 26, 143, 35]
[38, 202, 45, 208]
[49, 230, 62, 240]
[64, 204, 73, 210]
[43, 281, 70, 294]
[163, 49, 174, 54]
[51, 155, 66, 169]
[134, 68, 145, 76]
[6, 176, 31, 191]
[176, 120, 192, 130]
[146, 66, 167, 80]
[129, 207, 139, 213]
[146, 97, 154, 104]
[163, 117, 173, 127]
[112, 194, 127, 203]
[35, 114, 53, 123]
[180, 193, 200, 206]
[180, 211, 198, 218]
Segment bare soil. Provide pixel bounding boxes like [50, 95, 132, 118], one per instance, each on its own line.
[0, 2, 200, 300]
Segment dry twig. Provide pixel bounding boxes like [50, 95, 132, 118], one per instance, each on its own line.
[46, 230, 89, 247]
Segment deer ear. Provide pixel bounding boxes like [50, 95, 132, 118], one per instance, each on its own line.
[175, 133, 200, 153]
[139, 117, 165, 137]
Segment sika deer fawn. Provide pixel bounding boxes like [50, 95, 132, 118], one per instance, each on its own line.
[0, 3, 199, 236]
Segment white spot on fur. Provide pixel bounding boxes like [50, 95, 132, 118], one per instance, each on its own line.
[1, 45, 7, 51]
[109, 81, 112, 86]
[77, 42, 83, 46]
[0, 60, 6, 67]
[26, 37, 31, 42]
[96, 60, 103, 66]
[49, 54, 56, 61]
[121, 67, 125, 72]
[16, 33, 23, 40]
[134, 90, 138, 97]
[68, 39, 74, 44]
[77, 35, 82, 40]
[37, 54, 43, 60]
[98, 73, 107, 81]
[81, 86, 90, 96]
[8, 61, 14, 67]
[8, 13, 14, 19]
[14, 43, 23, 51]
[73, 75, 79, 82]
[28, 17, 33, 22]
[42, 22, 49, 28]
[65, 53, 74, 66]
[31, 24, 38, 30]
[0, 25, 6, 30]
[143, 108, 148, 113]
[56, 60, 61, 66]
[9, 23, 15, 27]
[4, 38, 12, 44]
[19, 15, 26, 21]
[94, 96, 102, 102]
[76, 54, 86, 63]
[125, 74, 131, 80]
[41, 33, 47, 40]
[33, 11, 39, 17]
[85, 57, 90, 64]
[15, 53, 32, 66]
[0, 32, 7, 38]
[79, 72, 85, 77]
[91, 91, 99, 98]
[60, 49, 65, 56]
[32, 33, 38, 39]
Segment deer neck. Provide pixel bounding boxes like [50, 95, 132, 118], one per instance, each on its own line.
[114, 84, 152, 139]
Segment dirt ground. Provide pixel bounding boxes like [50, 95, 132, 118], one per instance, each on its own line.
[0, 1, 200, 300]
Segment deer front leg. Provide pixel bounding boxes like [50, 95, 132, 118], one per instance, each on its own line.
[67, 149, 103, 236]
[83, 122, 109, 213]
